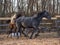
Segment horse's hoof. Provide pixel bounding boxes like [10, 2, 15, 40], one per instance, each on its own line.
[29, 36, 32, 39]
[17, 37, 19, 39]
[29, 37, 32, 39]
[35, 34, 39, 38]
[7, 35, 9, 38]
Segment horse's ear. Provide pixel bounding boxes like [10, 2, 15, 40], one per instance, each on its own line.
[44, 10, 49, 12]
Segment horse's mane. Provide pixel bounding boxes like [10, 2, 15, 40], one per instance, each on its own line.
[16, 13, 22, 19]
[37, 11, 44, 16]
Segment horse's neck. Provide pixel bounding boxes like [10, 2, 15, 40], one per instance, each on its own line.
[11, 14, 16, 24]
[34, 15, 43, 22]
[11, 14, 16, 19]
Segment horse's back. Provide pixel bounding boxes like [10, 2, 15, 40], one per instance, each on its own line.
[16, 16, 33, 22]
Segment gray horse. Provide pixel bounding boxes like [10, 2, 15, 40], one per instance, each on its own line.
[16, 10, 51, 39]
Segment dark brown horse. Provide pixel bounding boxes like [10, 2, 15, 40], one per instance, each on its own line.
[7, 13, 22, 37]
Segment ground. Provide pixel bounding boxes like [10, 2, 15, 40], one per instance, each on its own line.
[0, 32, 60, 45]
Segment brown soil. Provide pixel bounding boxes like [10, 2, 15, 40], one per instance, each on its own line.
[0, 34, 60, 45]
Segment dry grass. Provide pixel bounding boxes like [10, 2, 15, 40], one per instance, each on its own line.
[0, 33, 60, 45]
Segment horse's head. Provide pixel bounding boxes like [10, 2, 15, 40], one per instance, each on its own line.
[42, 10, 51, 20]
[37, 10, 51, 20]
[16, 12, 23, 19]
[11, 13, 16, 24]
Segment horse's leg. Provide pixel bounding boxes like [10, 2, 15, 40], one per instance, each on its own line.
[12, 28, 15, 37]
[10, 24, 16, 37]
[13, 24, 17, 37]
[24, 28, 30, 35]
[7, 27, 13, 38]
[30, 27, 40, 39]
[18, 27, 22, 36]
[29, 27, 38, 39]
[22, 27, 29, 37]
[35, 28, 40, 38]
[16, 22, 22, 38]
[10, 28, 13, 38]
[29, 29, 35, 39]
[16, 22, 19, 38]
[16, 25, 20, 38]
[9, 24, 15, 38]
[14, 27, 17, 37]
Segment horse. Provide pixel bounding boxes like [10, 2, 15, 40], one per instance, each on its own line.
[7, 13, 22, 37]
[15, 10, 51, 39]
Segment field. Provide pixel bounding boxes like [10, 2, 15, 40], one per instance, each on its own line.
[0, 32, 60, 45]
